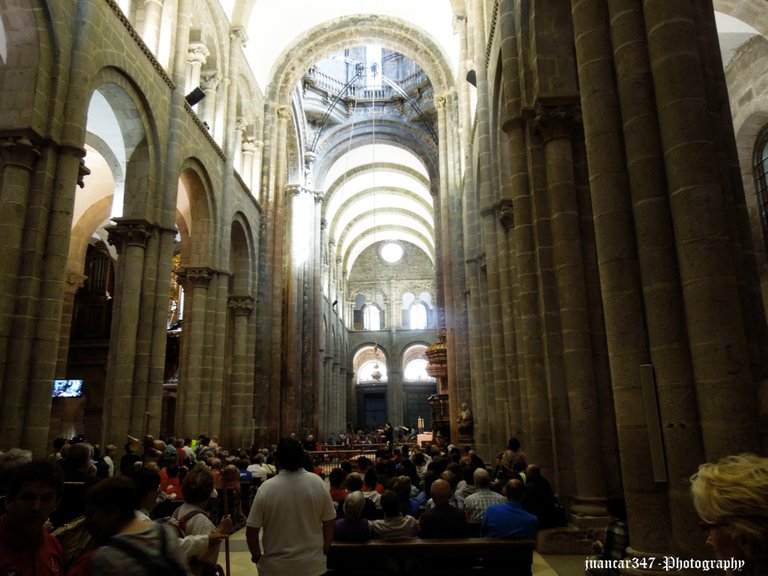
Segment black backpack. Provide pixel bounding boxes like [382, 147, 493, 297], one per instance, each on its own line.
[106, 525, 189, 576]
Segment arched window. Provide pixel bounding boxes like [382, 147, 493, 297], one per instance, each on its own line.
[409, 302, 428, 330]
[363, 304, 381, 330]
[754, 126, 768, 237]
[403, 358, 433, 381]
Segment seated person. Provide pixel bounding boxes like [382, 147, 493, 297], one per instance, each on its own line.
[523, 464, 567, 528]
[690, 454, 768, 576]
[0, 460, 64, 576]
[370, 491, 417, 539]
[339, 473, 380, 520]
[334, 491, 370, 541]
[328, 467, 349, 505]
[418, 479, 469, 538]
[464, 467, 506, 533]
[482, 478, 538, 539]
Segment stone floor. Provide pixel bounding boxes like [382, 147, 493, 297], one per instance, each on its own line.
[222, 528, 587, 575]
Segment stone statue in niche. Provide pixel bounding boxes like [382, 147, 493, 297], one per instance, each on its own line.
[457, 401, 474, 440]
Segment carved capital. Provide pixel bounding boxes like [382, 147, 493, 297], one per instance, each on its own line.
[187, 43, 210, 66]
[0, 135, 41, 170]
[532, 105, 582, 143]
[65, 271, 88, 295]
[106, 219, 152, 252]
[200, 70, 222, 91]
[314, 190, 324, 203]
[320, 218, 328, 231]
[434, 95, 447, 111]
[277, 105, 291, 120]
[497, 199, 514, 231]
[176, 266, 213, 289]
[241, 137, 259, 154]
[286, 184, 303, 197]
[230, 26, 248, 47]
[235, 117, 249, 132]
[228, 295, 255, 316]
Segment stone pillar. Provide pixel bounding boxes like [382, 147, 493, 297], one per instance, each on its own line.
[533, 106, 606, 516]
[198, 70, 221, 132]
[241, 137, 257, 192]
[138, 0, 164, 54]
[644, 0, 761, 457]
[571, 0, 683, 557]
[175, 266, 212, 438]
[103, 219, 152, 446]
[0, 136, 41, 393]
[186, 42, 210, 100]
[55, 271, 87, 377]
[228, 295, 254, 449]
[234, 118, 248, 179]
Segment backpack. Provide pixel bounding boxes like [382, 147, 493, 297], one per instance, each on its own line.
[106, 524, 189, 576]
[161, 508, 226, 576]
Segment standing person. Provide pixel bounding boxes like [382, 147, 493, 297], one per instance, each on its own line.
[246, 437, 336, 576]
[690, 454, 768, 576]
[0, 460, 64, 576]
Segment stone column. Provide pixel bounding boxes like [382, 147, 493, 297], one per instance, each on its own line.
[103, 219, 152, 446]
[228, 295, 254, 448]
[0, 136, 40, 395]
[55, 271, 87, 377]
[644, 0, 761, 457]
[234, 118, 248, 179]
[24, 146, 88, 455]
[186, 42, 210, 100]
[138, 0, 164, 54]
[199, 70, 221, 132]
[533, 106, 606, 516]
[241, 137, 257, 192]
[604, 0, 704, 556]
[175, 266, 212, 438]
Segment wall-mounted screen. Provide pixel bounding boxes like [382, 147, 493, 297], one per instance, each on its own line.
[52, 379, 84, 398]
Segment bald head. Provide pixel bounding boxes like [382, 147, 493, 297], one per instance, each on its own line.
[504, 478, 525, 503]
[473, 467, 491, 488]
[430, 478, 452, 504]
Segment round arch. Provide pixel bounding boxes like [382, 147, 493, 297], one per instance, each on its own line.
[177, 159, 216, 268]
[266, 14, 455, 104]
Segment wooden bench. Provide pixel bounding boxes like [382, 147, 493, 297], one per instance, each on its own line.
[327, 537, 536, 576]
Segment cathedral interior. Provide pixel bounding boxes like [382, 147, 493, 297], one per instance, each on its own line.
[1, 0, 768, 564]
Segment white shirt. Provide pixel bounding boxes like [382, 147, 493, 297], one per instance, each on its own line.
[247, 463, 268, 481]
[246, 469, 336, 576]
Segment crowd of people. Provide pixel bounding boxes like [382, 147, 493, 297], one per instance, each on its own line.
[0, 432, 766, 576]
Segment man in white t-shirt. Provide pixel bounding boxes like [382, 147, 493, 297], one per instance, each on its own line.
[246, 437, 336, 576]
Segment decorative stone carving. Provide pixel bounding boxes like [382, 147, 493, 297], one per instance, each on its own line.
[0, 135, 41, 170]
[230, 26, 248, 47]
[65, 271, 88, 295]
[457, 401, 474, 441]
[277, 106, 291, 120]
[228, 295, 255, 316]
[497, 198, 514, 231]
[532, 105, 582, 143]
[187, 43, 210, 66]
[176, 266, 213, 289]
[200, 70, 222, 91]
[106, 219, 152, 252]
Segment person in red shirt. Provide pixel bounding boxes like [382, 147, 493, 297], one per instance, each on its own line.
[328, 468, 349, 504]
[0, 459, 64, 576]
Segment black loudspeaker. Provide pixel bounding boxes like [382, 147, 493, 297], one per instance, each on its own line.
[466, 69, 477, 87]
[185, 87, 205, 106]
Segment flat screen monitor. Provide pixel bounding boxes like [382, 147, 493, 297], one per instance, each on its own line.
[52, 379, 84, 398]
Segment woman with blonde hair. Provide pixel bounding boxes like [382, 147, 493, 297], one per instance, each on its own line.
[690, 453, 768, 575]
